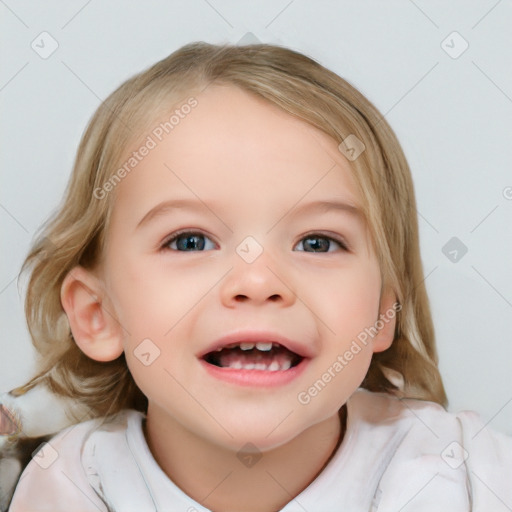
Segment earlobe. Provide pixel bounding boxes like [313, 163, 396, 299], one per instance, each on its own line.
[372, 286, 399, 353]
[60, 265, 124, 362]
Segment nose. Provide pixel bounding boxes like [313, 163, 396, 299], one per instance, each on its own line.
[219, 247, 296, 308]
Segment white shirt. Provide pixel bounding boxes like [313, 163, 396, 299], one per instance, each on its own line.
[9, 389, 512, 511]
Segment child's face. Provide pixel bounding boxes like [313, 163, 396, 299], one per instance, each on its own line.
[97, 84, 395, 450]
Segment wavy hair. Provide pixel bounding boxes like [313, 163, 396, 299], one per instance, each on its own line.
[16, 42, 447, 421]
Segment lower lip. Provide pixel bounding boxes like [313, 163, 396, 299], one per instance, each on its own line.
[199, 358, 309, 387]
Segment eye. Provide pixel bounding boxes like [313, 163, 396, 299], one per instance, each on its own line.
[159, 231, 348, 253]
[161, 231, 216, 252]
[294, 233, 349, 253]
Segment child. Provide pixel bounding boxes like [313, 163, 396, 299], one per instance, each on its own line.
[3, 41, 512, 511]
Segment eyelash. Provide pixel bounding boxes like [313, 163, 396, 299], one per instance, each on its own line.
[159, 230, 350, 253]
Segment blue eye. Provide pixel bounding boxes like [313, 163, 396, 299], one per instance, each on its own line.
[160, 231, 348, 253]
[294, 234, 348, 253]
[162, 231, 216, 251]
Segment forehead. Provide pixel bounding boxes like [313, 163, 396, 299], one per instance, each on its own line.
[111, 84, 364, 227]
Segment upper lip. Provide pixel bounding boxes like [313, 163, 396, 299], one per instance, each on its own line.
[197, 330, 315, 359]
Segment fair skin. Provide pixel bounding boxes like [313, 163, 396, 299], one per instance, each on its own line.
[61, 84, 396, 512]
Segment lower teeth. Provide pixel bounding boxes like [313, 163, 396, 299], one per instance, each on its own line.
[205, 346, 300, 370]
[225, 360, 291, 371]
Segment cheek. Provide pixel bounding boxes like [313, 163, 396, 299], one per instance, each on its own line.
[294, 267, 381, 416]
[106, 255, 212, 335]
[310, 264, 381, 338]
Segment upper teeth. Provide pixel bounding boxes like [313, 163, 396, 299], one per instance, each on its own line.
[216, 342, 274, 352]
[241, 342, 273, 351]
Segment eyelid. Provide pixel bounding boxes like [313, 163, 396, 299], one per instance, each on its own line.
[159, 229, 351, 252]
[296, 231, 350, 251]
[160, 228, 218, 251]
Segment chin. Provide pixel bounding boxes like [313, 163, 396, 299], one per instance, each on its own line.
[207, 413, 321, 453]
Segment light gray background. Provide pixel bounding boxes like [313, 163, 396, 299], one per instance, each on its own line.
[1, 1, 511, 434]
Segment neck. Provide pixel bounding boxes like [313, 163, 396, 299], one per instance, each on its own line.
[144, 406, 345, 512]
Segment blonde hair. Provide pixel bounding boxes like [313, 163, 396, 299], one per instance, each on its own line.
[17, 42, 447, 421]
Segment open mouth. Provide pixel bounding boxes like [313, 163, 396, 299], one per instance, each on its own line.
[203, 342, 303, 371]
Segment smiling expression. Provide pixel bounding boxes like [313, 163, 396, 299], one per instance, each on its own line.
[97, 84, 394, 450]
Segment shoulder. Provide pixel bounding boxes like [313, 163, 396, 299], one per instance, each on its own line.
[455, 408, 512, 510]
[8, 409, 143, 512]
[348, 389, 512, 510]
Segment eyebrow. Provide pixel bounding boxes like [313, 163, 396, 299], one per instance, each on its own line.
[288, 199, 362, 218]
[136, 198, 362, 230]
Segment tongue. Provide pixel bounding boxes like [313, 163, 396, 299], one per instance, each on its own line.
[217, 348, 295, 371]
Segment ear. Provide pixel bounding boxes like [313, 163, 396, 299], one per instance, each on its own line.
[60, 265, 124, 362]
[372, 286, 399, 353]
